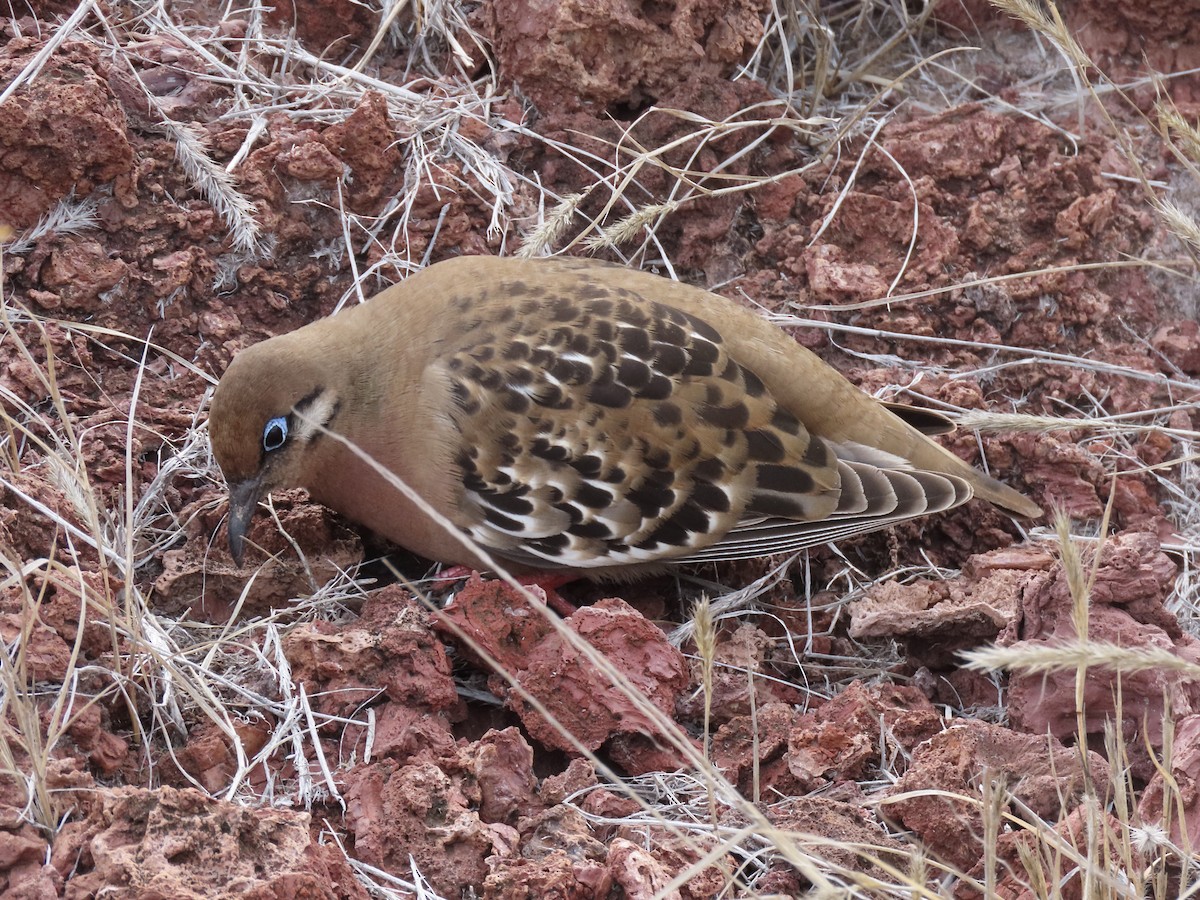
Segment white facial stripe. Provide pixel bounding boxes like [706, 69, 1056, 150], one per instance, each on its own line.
[292, 390, 340, 443]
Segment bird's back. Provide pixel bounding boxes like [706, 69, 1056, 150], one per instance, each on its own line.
[341, 255, 1038, 574]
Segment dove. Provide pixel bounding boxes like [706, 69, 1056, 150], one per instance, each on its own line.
[208, 255, 1040, 577]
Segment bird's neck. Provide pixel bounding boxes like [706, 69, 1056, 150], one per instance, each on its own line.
[291, 290, 437, 459]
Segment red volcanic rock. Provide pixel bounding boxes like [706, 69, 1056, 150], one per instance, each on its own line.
[344, 728, 541, 896]
[0, 601, 72, 684]
[473, 727, 538, 826]
[174, 717, 271, 795]
[1010, 604, 1200, 759]
[1056, 189, 1120, 250]
[1005, 531, 1197, 769]
[65, 704, 131, 779]
[283, 585, 459, 720]
[275, 140, 345, 184]
[1, 469, 103, 581]
[485, 0, 767, 114]
[56, 786, 367, 899]
[967, 805, 1144, 900]
[1012, 434, 1107, 520]
[344, 758, 513, 897]
[348, 700, 459, 765]
[849, 545, 1054, 666]
[536, 757, 599, 806]
[484, 804, 617, 897]
[517, 804, 609, 863]
[36, 237, 128, 312]
[484, 850, 612, 899]
[757, 795, 908, 891]
[607, 818, 730, 898]
[267, 0, 378, 53]
[803, 243, 890, 305]
[711, 701, 797, 796]
[676, 623, 803, 724]
[436, 574, 555, 673]
[510, 598, 690, 764]
[607, 838, 682, 899]
[1152, 321, 1200, 375]
[154, 489, 362, 621]
[786, 681, 943, 791]
[0, 772, 58, 898]
[319, 92, 403, 212]
[0, 40, 133, 229]
[1064, 0, 1200, 105]
[1138, 713, 1200, 851]
[887, 720, 1110, 872]
[931, 0, 1018, 33]
[444, 582, 689, 766]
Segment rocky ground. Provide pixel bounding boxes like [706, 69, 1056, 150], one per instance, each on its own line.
[2, 0, 1199, 897]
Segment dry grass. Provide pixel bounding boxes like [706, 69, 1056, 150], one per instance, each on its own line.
[3, 0, 1200, 896]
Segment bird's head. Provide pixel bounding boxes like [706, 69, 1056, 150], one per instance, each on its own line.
[209, 338, 343, 564]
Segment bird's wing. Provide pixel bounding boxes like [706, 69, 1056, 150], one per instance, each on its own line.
[432, 274, 978, 570]
[670, 462, 971, 563]
[437, 278, 866, 569]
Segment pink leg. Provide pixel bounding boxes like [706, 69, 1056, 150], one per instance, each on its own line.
[516, 572, 578, 616]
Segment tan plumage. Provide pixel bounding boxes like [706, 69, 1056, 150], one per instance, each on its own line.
[209, 256, 1041, 577]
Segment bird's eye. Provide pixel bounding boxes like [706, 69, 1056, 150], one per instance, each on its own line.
[263, 416, 289, 452]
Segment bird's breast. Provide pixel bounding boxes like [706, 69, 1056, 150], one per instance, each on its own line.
[302, 410, 475, 566]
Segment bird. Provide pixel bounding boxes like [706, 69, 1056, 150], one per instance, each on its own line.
[208, 255, 1041, 578]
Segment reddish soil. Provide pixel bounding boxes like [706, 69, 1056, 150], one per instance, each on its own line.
[3, 0, 1199, 897]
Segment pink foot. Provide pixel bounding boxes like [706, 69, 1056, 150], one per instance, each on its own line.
[432, 564, 475, 587]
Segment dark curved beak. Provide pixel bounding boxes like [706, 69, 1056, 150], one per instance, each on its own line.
[226, 477, 263, 566]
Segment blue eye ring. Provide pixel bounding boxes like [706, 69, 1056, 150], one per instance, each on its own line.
[263, 416, 289, 452]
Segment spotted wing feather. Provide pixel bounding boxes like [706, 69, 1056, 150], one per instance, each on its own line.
[439, 276, 842, 569]
[671, 466, 972, 563]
